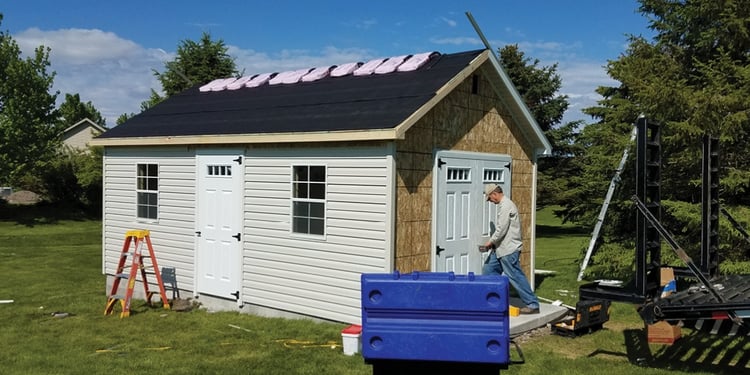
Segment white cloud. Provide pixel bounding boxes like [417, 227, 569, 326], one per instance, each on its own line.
[430, 33, 614, 124]
[352, 18, 378, 30]
[16, 28, 143, 65]
[429, 36, 483, 46]
[440, 17, 457, 27]
[555, 60, 618, 123]
[9, 26, 620, 128]
[14, 28, 170, 126]
[229, 45, 374, 75]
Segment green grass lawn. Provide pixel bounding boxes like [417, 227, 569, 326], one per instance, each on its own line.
[0, 204, 747, 374]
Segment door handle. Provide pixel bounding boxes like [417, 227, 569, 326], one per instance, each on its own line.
[436, 246, 445, 255]
[232, 233, 241, 241]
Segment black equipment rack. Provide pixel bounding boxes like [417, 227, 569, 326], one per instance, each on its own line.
[578, 117, 750, 333]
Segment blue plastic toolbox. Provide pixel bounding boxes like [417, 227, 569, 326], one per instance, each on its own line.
[361, 271, 510, 365]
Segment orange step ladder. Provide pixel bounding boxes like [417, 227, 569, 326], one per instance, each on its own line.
[104, 230, 170, 317]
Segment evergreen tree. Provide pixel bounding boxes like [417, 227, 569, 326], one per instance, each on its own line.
[154, 32, 237, 97]
[568, 0, 750, 279]
[118, 32, 237, 122]
[497, 45, 579, 207]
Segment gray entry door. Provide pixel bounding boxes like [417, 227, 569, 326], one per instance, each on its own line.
[434, 151, 511, 274]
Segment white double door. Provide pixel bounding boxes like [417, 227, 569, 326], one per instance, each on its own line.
[434, 151, 511, 274]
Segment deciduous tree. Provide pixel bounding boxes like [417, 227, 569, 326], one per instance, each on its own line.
[57, 93, 106, 128]
[0, 14, 59, 187]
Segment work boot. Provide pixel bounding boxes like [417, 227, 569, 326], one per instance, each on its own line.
[519, 306, 540, 315]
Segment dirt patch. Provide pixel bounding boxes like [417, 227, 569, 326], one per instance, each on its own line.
[4, 190, 41, 205]
[513, 326, 553, 344]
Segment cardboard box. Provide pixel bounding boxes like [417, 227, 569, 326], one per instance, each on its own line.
[647, 321, 681, 344]
[660, 267, 675, 286]
[660, 267, 676, 297]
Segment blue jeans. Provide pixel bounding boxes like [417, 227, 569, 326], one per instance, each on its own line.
[483, 250, 539, 309]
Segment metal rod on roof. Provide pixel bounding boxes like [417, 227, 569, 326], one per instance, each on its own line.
[465, 11, 498, 59]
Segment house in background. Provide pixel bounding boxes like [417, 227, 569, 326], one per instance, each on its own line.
[62, 118, 106, 150]
[90, 48, 551, 324]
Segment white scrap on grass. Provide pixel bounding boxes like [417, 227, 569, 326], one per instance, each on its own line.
[534, 269, 557, 275]
[229, 324, 252, 332]
[0, 300, 13, 304]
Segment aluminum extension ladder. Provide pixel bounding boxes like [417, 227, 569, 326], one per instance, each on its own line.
[104, 230, 170, 318]
[577, 125, 638, 281]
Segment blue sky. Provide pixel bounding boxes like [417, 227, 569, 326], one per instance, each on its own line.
[2, 1, 653, 126]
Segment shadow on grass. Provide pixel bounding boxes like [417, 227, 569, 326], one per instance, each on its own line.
[0, 201, 99, 226]
[588, 328, 750, 372]
[536, 224, 589, 238]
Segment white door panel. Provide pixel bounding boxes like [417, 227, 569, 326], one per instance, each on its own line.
[435, 151, 511, 275]
[196, 153, 243, 300]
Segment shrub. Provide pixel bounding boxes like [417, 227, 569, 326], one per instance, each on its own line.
[35, 146, 102, 214]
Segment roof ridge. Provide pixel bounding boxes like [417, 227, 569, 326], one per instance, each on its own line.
[198, 51, 440, 93]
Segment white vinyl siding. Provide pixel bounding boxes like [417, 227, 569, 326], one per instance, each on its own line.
[101, 147, 197, 294]
[62, 125, 100, 149]
[243, 145, 393, 323]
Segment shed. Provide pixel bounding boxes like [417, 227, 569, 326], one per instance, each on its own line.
[91, 48, 552, 323]
[62, 118, 106, 150]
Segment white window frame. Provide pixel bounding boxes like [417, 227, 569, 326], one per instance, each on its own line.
[290, 164, 327, 237]
[482, 168, 505, 183]
[136, 162, 159, 222]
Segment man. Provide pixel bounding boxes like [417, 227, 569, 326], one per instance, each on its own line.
[482, 183, 540, 314]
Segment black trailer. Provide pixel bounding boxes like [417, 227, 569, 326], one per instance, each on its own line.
[578, 117, 750, 334]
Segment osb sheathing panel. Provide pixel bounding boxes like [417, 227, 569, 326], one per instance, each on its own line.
[394, 71, 538, 274]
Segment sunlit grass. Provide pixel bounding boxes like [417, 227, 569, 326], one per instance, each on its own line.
[1, 204, 747, 374]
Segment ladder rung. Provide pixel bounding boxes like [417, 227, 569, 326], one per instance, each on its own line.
[106, 230, 169, 318]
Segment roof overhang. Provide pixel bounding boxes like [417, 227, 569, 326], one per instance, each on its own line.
[395, 49, 551, 156]
[391, 50, 490, 139]
[483, 51, 553, 156]
[89, 128, 402, 146]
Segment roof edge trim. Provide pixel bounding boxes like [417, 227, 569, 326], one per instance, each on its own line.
[486, 52, 552, 156]
[64, 118, 106, 134]
[392, 50, 490, 138]
[89, 129, 402, 147]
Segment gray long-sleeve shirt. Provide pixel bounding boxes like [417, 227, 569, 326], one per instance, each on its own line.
[489, 196, 523, 257]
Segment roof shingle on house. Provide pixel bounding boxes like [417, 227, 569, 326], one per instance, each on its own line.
[95, 49, 485, 140]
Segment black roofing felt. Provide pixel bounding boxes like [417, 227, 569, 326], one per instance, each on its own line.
[97, 49, 485, 139]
